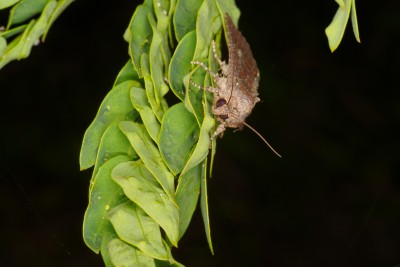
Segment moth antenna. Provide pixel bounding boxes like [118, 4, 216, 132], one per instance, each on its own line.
[242, 120, 282, 158]
[230, 114, 281, 158]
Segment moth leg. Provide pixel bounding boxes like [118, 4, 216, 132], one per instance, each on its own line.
[211, 40, 224, 66]
[211, 122, 226, 140]
[189, 80, 219, 94]
[191, 61, 218, 77]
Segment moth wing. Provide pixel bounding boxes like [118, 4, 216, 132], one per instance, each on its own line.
[225, 14, 259, 97]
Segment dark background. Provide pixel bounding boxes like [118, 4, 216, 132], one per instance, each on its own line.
[1, 0, 399, 266]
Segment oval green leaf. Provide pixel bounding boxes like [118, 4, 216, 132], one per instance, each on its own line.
[130, 87, 161, 143]
[141, 53, 166, 122]
[193, 0, 222, 61]
[173, 0, 203, 41]
[148, 14, 169, 102]
[7, 0, 51, 28]
[80, 80, 140, 170]
[89, 122, 137, 188]
[128, 4, 154, 77]
[184, 64, 206, 125]
[181, 96, 215, 176]
[176, 163, 201, 239]
[159, 103, 199, 175]
[113, 60, 141, 87]
[83, 155, 130, 253]
[168, 30, 196, 101]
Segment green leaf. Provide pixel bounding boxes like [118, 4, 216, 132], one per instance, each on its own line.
[335, 0, 345, 8]
[0, 24, 27, 38]
[200, 157, 213, 254]
[148, 14, 170, 101]
[325, 0, 360, 52]
[0, 19, 34, 69]
[176, 163, 201, 239]
[155, 259, 185, 267]
[152, 0, 173, 56]
[0, 0, 20, 9]
[89, 122, 137, 188]
[0, 0, 72, 69]
[158, 103, 199, 175]
[0, 37, 6, 56]
[141, 53, 166, 122]
[113, 60, 140, 87]
[166, 0, 177, 49]
[100, 222, 118, 267]
[181, 92, 214, 176]
[142, 0, 153, 9]
[112, 160, 179, 247]
[19, 0, 57, 58]
[118, 121, 177, 208]
[206, 44, 218, 177]
[80, 80, 140, 170]
[130, 87, 161, 143]
[183, 64, 206, 124]
[173, 0, 203, 41]
[152, 0, 170, 28]
[168, 30, 196, 101]
[215, 0, 240, 27]
[350, 0, 360, 43]
[7, 0, 51, 28]
[193, 0, 222, 61]
[155, 241, 185, 267]
[42, 0, 75, 41]
[128, 4, 154, 77]
[108, 202, 168, 260]
[83, 155, 130, 253]
[108, 239, 156, 267]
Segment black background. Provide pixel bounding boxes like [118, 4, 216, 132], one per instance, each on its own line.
[1, 0, 400, 266]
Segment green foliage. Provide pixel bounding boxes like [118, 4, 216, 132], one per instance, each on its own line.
[0, 0, 74, 68]
[0, 0, 364, 265]
[80, 0, 239, 265]
[325, 0, 360, 52]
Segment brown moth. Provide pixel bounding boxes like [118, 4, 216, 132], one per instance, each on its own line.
[192, 13, 280, 157]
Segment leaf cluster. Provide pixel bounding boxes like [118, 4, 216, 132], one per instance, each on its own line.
[325, 0, 360, 52]
[0, 0, 74, 68]
[80, 0, 239, 266]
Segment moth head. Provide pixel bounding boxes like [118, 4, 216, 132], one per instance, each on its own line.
[215, 98, 230, 120]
